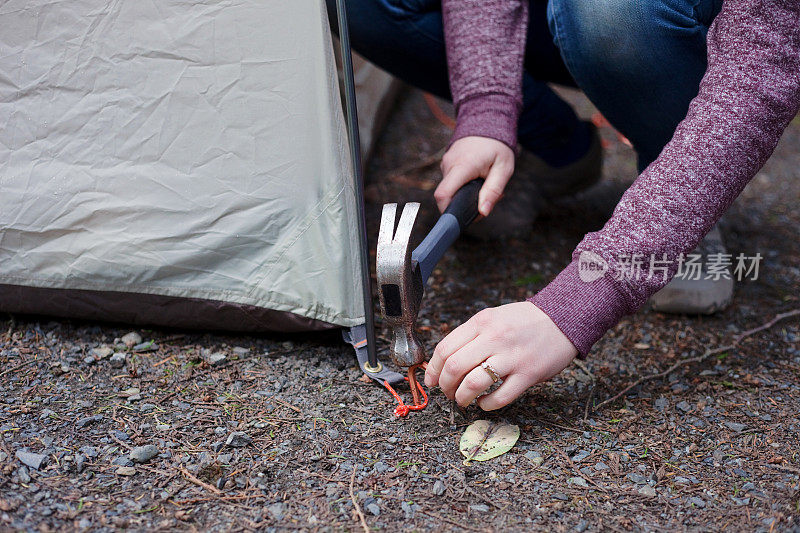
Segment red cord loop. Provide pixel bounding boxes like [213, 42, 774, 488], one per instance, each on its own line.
[383, 363, 428, 418]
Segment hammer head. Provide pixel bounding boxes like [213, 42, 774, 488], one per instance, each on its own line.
[376, 202, 426, 368]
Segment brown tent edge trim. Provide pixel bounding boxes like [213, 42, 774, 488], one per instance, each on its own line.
[0, 284, 338, 333]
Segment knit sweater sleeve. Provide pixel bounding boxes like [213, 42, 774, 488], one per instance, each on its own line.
[531, 0, 800, 355]
[442, 0, 528, 149]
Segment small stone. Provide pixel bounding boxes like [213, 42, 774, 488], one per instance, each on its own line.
[568, 477, 589, 488]
[129, 445, 160, 463]
[0, 452, 7, 462]
[112, 430, 130, 441]
[552, 492, 569, 501]
[373, 461, 388, 473]
[121, 332, 143, 347]
[112, 456, 133, 467]
[638, 485, 656, 498]
[139, 403, 157, 413]
[676, 401, 692, 413]
[232, 346, 250, 356]
[724, 421, 747, 432]
[110, 353, 126, 368]
[16, 451, 47, 470]
[432, 479, 446, 496]
[210, 441, 225, 453]
[401, 501, 415, 519]
[627, 473, 647, 484]
[217, 453, 233, 464]
[156, 424, 170, 431]
[226, 432, 252, 448]
[594, 462, 609, 471]
[571, 450, 590, 462]
[79, 446, 99, 458]
[119, 387, 141, 399]
[116, 466, 136, 476]
[654, 397, 668, 411]
[91, 346, 114, 360]
[267, 502, 284, 520]
[366, 503, 380, 516]
[17, 466, 31, 484]
[687, 496, 705, 508]
[83, 356, 96, 365]
[524, 450, 544, 466]
[204, 352, 227, 366]
[469, 504, 490, 513]
[133, 341, 158, 352]
[76, 414, 103, 428]
[75, 455, 86, 473]
[51, 361, 70, 375]
[327, 429, 340, 440]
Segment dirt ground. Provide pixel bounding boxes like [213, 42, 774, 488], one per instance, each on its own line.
[1, 88, 799, 532]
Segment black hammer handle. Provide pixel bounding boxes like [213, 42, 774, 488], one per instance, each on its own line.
[443, 178, 484, 230]
[411, 178, 484, 285]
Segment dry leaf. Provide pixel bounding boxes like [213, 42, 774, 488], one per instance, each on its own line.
[459, 420, 519, 465]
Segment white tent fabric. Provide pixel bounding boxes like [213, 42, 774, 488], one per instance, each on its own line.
[0, 0, 365, 329]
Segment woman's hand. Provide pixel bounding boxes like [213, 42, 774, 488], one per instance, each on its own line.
[424, 302, 579, 410]
[435, 136, 515, 217]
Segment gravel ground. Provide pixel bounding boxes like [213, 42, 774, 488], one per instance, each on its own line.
[1, 88, 799, 532]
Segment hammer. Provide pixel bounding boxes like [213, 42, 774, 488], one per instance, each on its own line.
[377, 179, 483, 368]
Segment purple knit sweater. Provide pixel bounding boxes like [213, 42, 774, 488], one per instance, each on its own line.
[443, 0, 800, 355]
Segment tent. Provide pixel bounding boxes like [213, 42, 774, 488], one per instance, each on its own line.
[0, 0, 399, 381]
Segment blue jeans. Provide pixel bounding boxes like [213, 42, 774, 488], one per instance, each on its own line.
[327, 0, 722, 170]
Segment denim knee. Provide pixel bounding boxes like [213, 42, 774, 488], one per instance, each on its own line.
[547, 0, 720, 166]
[547, 0, 716, 76]
[383, 0, 442, 19]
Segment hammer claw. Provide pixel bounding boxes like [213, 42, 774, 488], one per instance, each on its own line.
[378, 203, 398, 247]
[392, 202, 420, 249]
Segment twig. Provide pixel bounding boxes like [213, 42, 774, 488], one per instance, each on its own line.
[349, 468, 369, 533]
[734, 309, 800, 342]
[0, 358, 36, 377]
[274, 398, 301, 413]
[4, 315, 15, 340]
[180, 466, 222, 495]
[764, 462, 800, 475]
[593, 308, 800, 412]
[573, 359, 596, 421]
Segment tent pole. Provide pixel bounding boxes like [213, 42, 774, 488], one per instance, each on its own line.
[335, 0, 379, 371]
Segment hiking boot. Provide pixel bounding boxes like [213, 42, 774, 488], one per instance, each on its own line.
[649, 224, 734, 314]
[515, 121, 602, 200]
[464, 121, 602, 240]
